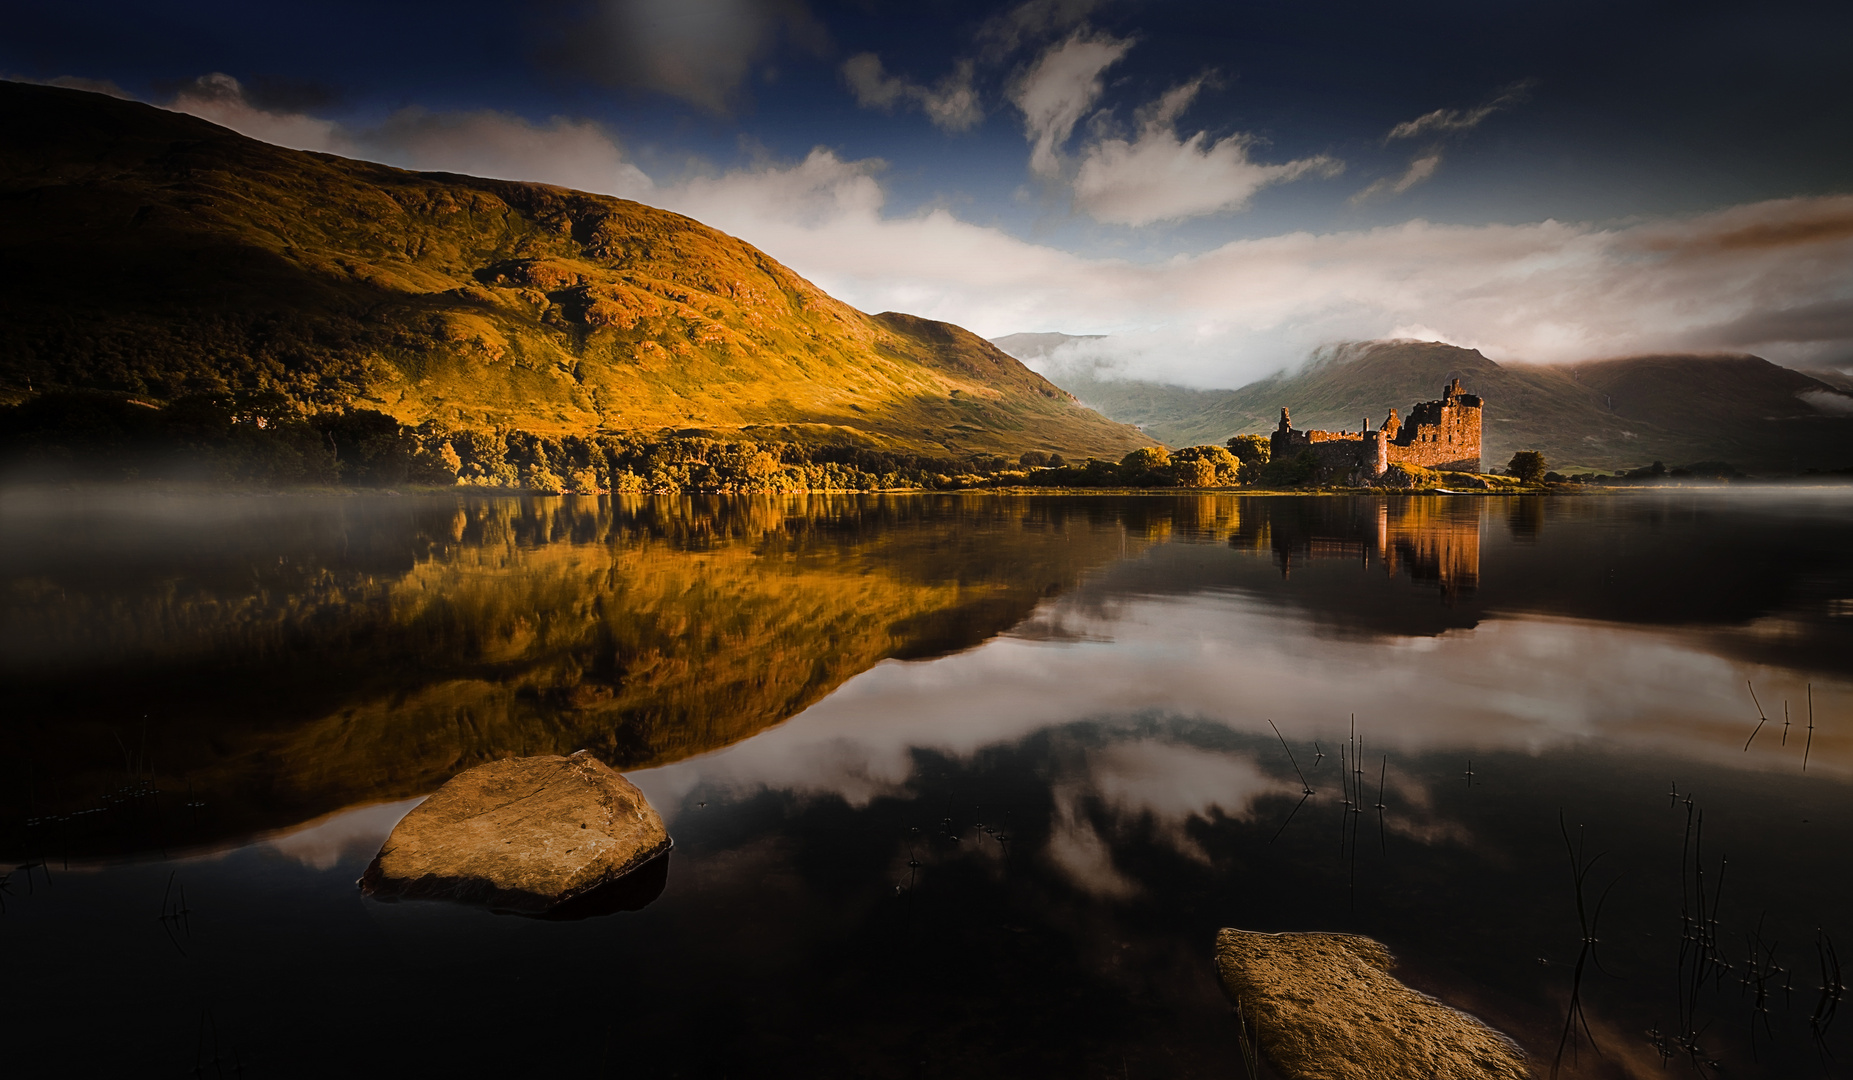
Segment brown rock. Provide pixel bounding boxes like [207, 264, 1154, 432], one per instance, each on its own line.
[1214, 928, 1528, 1080]
[360, 751, 671, 913]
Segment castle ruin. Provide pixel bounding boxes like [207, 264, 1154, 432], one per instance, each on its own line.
[1270, 379, 1483, 479]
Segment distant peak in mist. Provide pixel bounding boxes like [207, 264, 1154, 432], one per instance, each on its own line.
[988, 331, 1106, 361]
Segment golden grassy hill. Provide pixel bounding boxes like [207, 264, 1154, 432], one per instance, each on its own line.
[0, 81, 1150, 460]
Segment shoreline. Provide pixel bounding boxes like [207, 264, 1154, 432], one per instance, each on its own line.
[6, 479, 1852, 499]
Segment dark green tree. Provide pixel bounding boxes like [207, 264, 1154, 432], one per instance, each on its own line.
[316, 409, 418, 485]
[1224, 434, 1272, 483]
[1258, 449, 1321, 487]
[1507, 450, 1548, 484]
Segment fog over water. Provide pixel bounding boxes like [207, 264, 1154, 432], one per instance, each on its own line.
[2, 488, 1850, 1077]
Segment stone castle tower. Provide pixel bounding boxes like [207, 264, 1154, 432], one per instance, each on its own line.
[1270, 379, 1483, 478]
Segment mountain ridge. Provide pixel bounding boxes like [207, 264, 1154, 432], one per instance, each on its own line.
[0, 81, 1151, 461]
[997, 334, 1853, 471]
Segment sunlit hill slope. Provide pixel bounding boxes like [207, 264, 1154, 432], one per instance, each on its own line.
[0, 82, 1148, 460]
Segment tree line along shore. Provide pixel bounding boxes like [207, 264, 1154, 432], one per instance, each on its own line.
[0, 390, 1800, 493]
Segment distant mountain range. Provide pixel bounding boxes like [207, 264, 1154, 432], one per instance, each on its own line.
[997, 334, 1853, 472]
[0, 82, 1149, 461]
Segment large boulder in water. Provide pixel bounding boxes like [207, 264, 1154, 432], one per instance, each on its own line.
[360, 751, 671, 914]
[1214, 928, 1527, 1080]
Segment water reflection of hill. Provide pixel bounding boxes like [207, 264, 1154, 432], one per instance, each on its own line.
[6, 490, 1851, 858]
[0, 493, 1145, 856]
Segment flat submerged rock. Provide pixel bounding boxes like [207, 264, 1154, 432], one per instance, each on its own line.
[360, 751, 671, 914]
[1214, 928, 1527, 1080]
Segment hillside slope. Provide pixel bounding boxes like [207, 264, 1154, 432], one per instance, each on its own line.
[0, 81, 1149, 460]
[1176, 342, 1634, 468]
[999, 334, 1853, 471]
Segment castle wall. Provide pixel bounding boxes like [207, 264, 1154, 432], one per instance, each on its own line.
[1306, 437, 1372, 475]
[1385, 389, 1481, 473]
[1270, 427, 1386, 478]
[1271, 380, 1482, 479]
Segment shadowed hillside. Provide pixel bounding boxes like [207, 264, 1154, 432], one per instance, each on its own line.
[0, 82, 1149, 460]
[1002, 335, 1853, 472]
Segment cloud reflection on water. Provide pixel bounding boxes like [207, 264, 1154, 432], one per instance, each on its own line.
[10, 494, 1851, 1079]
[9, 491, 1852, 869]
[646, 593, 1846, 818]
[640, 573, 1847, 906]
[262, 797, 423, 871]
[1047, 739, 1293, 898]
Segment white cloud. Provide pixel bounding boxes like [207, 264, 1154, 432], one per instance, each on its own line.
[1349, 151, 1441, 205]
[163, 73, 654, 200]
[838, 1, 1103, 137]
[355, 108, 654, 198]
[1386, 80, 1535, 142]
[1395, 153, 1441, 191]
[1010, 30, 1133, 178]
[663, 146, 1853, 386]
[842, 53, 907, 109]
[842, 53, 982, 132]
[1353, 83, 1534, 205]
[1072, 78, 1342, 226]
[137, 75, 1853, 387]
[842, 14, 1337, 227]
[976, 0, 1105, 60]
[1799, 388, 1853, 415]
[169, 73, 344, 153]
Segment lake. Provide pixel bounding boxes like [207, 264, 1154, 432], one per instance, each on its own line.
[2, 489, 1849, 1078]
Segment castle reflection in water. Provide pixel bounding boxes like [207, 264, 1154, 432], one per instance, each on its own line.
[1227, 496, 1484, 598]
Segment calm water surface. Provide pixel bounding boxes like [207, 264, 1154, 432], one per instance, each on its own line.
[2, 490, 1850, 1078]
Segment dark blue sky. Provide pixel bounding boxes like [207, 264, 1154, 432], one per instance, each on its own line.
[8, 0, 1852, 380]
[11, 1, 1848, 229]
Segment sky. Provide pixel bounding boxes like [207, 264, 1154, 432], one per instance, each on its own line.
[7, 0, 1852, 387]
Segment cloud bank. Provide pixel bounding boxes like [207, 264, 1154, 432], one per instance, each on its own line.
[672, 152, 1853, 386]
[139, 73, 1853, 388]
